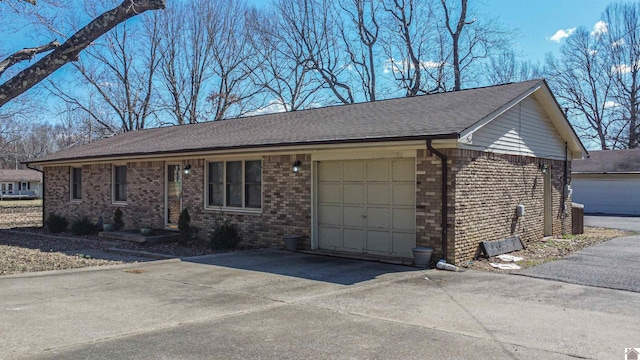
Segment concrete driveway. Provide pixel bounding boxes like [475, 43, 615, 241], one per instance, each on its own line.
[2, 249, 640, 359]
[520, 216, 640, 292]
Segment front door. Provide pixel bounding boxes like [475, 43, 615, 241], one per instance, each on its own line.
[166, 164, 182, 228]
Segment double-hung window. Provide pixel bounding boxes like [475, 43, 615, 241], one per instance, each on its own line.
[113, 165, 127, 203]
[207, 160, 261, 210]
[71, 167, 82, 201]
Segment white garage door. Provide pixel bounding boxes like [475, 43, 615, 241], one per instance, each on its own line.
[572, 178, 640, 215]
[317, 158, 416, 258]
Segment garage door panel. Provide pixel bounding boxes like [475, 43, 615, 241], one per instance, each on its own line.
[366, 207, 390, 228]
[343, 228, 364, 250]
[367, 160, 389, 182]
[573, 178, 640, 215]
[343, 161, 364, 181]
[319, 184, 341, 203]
[343, 206, 365, 227]
[392, 183, 414, 206]
[318, 162, 341, 181]
[392, 159, 414, 181]
[317, 158, 416, 257]
[318, 227, 341, 248]
[367, 184, 390, 205]
[393, 208, 415, 230]
[319, 205, 341, 226]
[392, 232, 416, 256]
[366, 230, 390, 252]
[343, 184, 365, 204]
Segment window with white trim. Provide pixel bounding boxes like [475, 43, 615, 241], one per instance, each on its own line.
[207, 160, 261, 209]
[113, 165, 127, 203]
[71, 167, 82, 200]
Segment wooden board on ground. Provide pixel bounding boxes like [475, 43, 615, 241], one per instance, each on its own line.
[481, 236, 523, 258]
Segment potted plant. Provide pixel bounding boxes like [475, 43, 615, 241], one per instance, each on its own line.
[178, 208, 192, 244]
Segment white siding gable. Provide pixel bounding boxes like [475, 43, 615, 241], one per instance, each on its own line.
[460, 97, 566, 160]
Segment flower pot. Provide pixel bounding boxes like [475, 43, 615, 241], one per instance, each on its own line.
[103, 223, 114, 232]
[284, 235, 300, 251]
[412, 247, 433, 268]
[140, 227, 154, 236]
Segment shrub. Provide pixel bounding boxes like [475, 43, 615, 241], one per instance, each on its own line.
[46, 212, 68, 233]
[178, 208, 192, 244]
[71, 216, 97, 235]
[113, 208, 124, 230]
[208, 212, 241, 250]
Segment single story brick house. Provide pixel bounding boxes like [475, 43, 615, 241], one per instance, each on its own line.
[0, 169, 42, 199]
[27, 79, 586, 264]
[572, 149, 640, 215]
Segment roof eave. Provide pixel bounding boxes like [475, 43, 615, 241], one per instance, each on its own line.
[26, 133, 460, 166]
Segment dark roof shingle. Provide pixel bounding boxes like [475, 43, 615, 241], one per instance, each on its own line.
[30, 80, 543, 164]
[0, 169, 42, 182]
[572, 149, 640, 173]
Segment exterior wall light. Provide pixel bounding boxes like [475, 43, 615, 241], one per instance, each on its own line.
[184, 164, 192, 175]
[292, 160, 301, 174]
[538, 163, 548, 174]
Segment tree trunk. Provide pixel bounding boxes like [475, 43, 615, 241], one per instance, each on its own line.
[0, 0, 166, 108]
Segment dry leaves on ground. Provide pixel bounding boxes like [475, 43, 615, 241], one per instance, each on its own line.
[461, 227, 632, 272]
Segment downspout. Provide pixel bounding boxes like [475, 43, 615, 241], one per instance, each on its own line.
[26, 163, 45, 228]
[426, 140, 448, 262]
[562, 142, 568, 235]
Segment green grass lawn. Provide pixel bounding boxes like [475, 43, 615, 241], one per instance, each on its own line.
[0, 199, 43, 207]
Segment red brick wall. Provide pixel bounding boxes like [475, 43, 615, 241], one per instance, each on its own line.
[182, 154, 312, 249]
[451, 149, 571, 263]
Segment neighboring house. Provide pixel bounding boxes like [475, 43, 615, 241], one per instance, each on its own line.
[26, 79, 586, 264]
[0, 169, 42, 199]
[572, 149, 640, 215]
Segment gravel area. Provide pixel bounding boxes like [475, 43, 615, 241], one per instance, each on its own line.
[0, 227, 261, 276]
[460, 227, 631, 273]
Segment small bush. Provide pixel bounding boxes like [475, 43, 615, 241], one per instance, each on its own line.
[46, 212, 69, 233]
[71, 216, 97, 235]
[208, 212, 241, 250]
[178, 208, 192, 244]
[113, 207, 124, 230]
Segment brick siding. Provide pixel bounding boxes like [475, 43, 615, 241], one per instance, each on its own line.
[451, 149, 571, 263]
[42, 149, 571, 264]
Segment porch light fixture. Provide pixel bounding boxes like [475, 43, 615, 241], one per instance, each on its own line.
[292, 160, 301, 174]
[538, 163, 548, 174]
[184, 164, 192, 175]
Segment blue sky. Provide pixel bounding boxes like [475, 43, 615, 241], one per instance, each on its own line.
[477, 0, 612, 63]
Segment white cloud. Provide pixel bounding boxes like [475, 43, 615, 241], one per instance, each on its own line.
[604, 100, 621, 109]
[611, 38, 625, 47]
[383, 58, 445, 74]
[243, 100, 287, 116]
[591, 21, 608, 37]
[549, 27, 576, 42]
[612, 63, 632, 74]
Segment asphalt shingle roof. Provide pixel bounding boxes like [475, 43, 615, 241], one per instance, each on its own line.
[572, 149, 640, 173]
[0, 169, 42, 182]
[30, 79, 544, 164]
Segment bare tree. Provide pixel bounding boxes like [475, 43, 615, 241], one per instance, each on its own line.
[484, 50, 543, 85]
[247, 2, 324, 112]
[546, 27, 618, 150]
[339, 0, 380, 102]
[274, 0, 354, 105]
[381, 0, 432, 96]
[0, 0, 166, 108]
[602, 2, 640, 148]
[431, 0, 512, 91]
[48, 9, 162, 132]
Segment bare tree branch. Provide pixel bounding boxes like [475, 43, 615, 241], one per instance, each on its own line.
[0, 40, 60, 77]
[0, 0, 166, 108]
